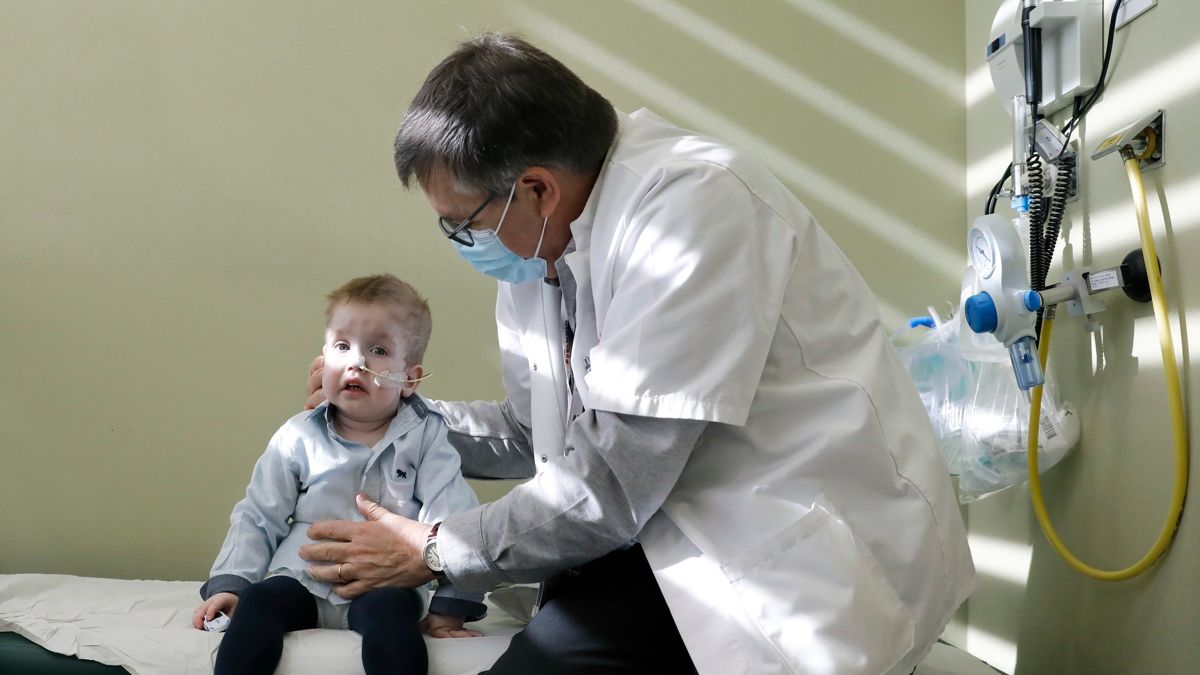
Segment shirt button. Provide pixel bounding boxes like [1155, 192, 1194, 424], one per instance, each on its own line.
[540, 455, 548, 463]
[532, 363, 538, 371]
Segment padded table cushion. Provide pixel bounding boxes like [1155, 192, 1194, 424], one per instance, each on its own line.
[0, 574, 529, 675]
[0, 631, 125, 674]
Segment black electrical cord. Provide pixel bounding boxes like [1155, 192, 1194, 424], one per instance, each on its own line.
[985, 162, 1014, 215]
[1053, 0, 1125, 162]
[1021, 3, 1043, 133]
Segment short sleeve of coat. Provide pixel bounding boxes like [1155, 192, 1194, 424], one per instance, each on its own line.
[582, 160, 797, 426]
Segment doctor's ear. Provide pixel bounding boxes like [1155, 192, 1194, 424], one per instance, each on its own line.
[518, 167, 561, 219]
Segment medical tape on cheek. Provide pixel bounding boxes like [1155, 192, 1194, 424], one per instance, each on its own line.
[361, 363, 404, 389]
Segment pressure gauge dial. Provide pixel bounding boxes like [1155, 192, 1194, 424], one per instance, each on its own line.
[969, 228, 997, 279]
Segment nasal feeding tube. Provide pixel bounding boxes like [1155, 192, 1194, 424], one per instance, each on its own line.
[354, 356, 431, 389]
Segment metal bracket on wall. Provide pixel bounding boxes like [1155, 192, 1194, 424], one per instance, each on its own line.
[1091, 109, 1164, 171]
[1116, 0, 1157, 31]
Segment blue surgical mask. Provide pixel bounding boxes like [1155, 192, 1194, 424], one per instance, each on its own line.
[454, 182, 548, 284]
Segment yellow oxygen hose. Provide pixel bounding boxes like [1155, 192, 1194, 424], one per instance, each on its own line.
[1024, 151, 1189, 581]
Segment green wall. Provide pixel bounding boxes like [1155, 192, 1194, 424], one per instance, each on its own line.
[963, 1, 1200, 673]
[0, 0, 965, 594]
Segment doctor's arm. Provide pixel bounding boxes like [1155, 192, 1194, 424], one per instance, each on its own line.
[300, 410, 702, 594]
[430, 398, 536, 480]
[436, 408, 706, 591]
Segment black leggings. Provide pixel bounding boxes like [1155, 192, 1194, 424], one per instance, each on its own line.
[213, 575, 427, 675]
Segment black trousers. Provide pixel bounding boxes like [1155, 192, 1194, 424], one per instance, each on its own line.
[482, 543, 697, 675]
[213, 575, 426, 675]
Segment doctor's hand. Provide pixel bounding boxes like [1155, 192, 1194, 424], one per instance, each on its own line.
[300, 493, 435, 599]
[305, 354, 326, 410]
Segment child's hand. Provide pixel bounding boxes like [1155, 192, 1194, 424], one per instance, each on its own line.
[421, 612, 481, 638]
[192, 592, 238, 630]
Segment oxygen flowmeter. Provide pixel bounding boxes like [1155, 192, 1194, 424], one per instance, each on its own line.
[964, 215, 1044, 390]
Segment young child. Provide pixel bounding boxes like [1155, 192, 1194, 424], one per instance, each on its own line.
[193, 274, 485, 675]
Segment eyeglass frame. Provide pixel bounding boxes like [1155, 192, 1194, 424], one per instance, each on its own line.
[437, 192, 496, 247]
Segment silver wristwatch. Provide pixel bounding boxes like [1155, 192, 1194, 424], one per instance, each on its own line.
[421, 522, 447, 582]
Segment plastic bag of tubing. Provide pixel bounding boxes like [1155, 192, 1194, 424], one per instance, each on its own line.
[892, 301, 1079, 503]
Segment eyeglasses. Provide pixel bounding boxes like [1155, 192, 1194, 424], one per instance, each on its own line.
[437, 193, 495, 247]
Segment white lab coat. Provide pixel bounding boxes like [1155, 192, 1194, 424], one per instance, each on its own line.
[495, 109, 974, 675]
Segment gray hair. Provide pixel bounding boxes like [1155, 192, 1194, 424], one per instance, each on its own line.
[394, 33, 618, 197]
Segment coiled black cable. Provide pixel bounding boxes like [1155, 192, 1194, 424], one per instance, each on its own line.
[1032, 155, 1074, 339]
[1026, 153, 1045, 291]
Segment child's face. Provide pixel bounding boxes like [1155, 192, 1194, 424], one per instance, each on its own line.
[322, 302, 420, 424]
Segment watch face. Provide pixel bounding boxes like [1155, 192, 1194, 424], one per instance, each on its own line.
[969, 228, 997, 279]
[423, 540, 444, 572]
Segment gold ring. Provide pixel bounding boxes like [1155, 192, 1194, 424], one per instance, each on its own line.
[336, 563, 346, 584]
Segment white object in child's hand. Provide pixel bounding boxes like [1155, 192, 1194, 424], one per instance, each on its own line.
[203, 612, 231, 632]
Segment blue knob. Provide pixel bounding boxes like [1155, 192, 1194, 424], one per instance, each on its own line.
[1024, 291, 1042, 311]
[965, 292, 998, 334]
[1011, 195, 1030, 212]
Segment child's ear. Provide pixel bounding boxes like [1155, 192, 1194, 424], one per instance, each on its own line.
[401, 364, 425, 398]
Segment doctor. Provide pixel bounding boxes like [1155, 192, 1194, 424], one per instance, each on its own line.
[300, 33, 974, 675]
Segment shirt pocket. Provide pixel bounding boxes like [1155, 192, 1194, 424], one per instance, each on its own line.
[381, 458, 417, 515]
[719, 494, 914, 675]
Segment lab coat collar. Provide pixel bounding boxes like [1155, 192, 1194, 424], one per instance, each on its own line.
[566, 111, 626, 256]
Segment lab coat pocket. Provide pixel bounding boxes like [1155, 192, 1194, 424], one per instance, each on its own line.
[720, 495, 914, 675]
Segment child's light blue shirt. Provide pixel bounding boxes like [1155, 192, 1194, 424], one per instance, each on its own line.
[201, 395, 485, 619]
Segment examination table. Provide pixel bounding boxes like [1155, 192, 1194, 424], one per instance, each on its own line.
[0, 574, 1002, 674]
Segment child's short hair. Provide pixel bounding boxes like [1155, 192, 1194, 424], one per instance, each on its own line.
[325, 274, 432, 364]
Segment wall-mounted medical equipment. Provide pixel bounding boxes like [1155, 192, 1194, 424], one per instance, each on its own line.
[986, 0, 1102, 118]
[962, 0, 1188, 580]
